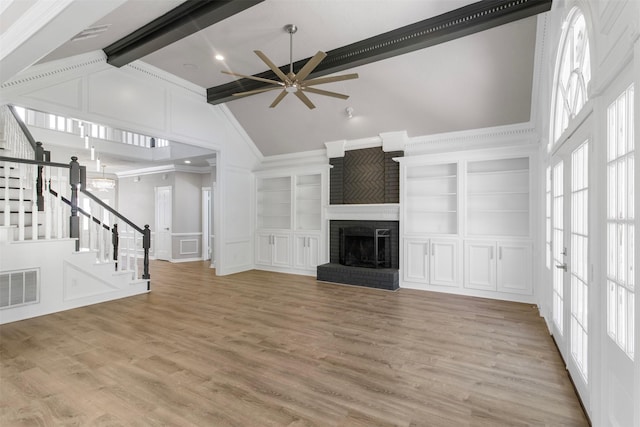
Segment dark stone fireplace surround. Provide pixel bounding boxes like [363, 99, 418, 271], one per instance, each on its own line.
[317, 147, 403, 291]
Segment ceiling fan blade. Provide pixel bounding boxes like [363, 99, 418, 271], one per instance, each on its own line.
[294, 51, 327, 82]
[269, 90, 288, 108]
[232, 86, 283, 97]
[303, 87, 349, 100]
[294, 90, 316, 109]
[303, 73, 359, 87]
[254, 50, 289, 82]
[221, 70, 283, 86]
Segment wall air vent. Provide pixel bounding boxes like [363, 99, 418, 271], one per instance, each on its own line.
[71, 24, 111, 42]
[0, 269, 39, 309]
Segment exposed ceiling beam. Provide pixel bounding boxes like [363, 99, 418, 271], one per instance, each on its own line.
[104, 0, 265, 68]
[207, 0, 552, 105]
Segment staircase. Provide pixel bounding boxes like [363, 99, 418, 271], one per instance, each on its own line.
[0, 105, 150, 324]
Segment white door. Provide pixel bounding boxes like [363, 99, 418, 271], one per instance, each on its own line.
[430, 239, 458, 287]
[551, 159, 566, 342]
[404, 239, 428, 283]
[552, 136, 591, 406]
[306, 235, 320, 269]
[155, 186, 172, 261]
[602, 84, 636, 427]
[202, 188, 211, 261]
[464, 241, 496, 291]
[496, 242, 532, 295]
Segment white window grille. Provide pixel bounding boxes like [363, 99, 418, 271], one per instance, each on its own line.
[607, 84, 635, 360]
[550, 8, 591, 149]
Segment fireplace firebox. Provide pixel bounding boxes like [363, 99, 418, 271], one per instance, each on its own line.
[340, 226, 391, 268]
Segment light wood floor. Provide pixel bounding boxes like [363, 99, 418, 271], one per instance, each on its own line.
[1, 261, 588, 426]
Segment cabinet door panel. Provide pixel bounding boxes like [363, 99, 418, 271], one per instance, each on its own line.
[404, 240, 428, 283]
[272, 234, 291, 267]
[464, 241, 497, 290]
[256, 233, 273, 266]
[307, 235, 320, 269]
[293, 235, 307, 269]
[430, 239, 458, 287]
[497, 243, 532, 294]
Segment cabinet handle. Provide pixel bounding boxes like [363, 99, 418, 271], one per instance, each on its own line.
[490, 246, 493, 260]
[499, 247, 502, 260]
[431, 243, 435, 256]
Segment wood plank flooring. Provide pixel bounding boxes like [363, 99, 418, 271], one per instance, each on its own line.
[1, 261, 588, 426]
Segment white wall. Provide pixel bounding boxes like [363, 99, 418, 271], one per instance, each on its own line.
[0, 51, 261, 275]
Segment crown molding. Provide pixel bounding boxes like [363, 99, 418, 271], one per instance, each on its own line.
[406, 122, 538, 155]
[116, 163, 211, 178]
[1, 50, 107, 90]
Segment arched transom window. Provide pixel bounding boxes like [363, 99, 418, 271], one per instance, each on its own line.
[551, 8, 592, 146]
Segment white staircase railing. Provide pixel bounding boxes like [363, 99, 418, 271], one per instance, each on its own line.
[0, 104, 151, 284]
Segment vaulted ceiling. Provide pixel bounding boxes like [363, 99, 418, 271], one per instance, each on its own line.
[5, 0, 550, 157]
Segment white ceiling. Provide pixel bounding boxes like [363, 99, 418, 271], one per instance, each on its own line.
[29, 0, 539, 157]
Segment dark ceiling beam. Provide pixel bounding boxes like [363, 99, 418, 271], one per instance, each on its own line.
[207, 0, 552, 105]
[104, 0, 265, 68]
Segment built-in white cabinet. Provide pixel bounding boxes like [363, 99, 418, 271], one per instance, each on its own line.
[293, 233, 320, 270]
[464, 240, 532, 295]
[256, 232, 291, 268]
[403, 238, 459, 287]
[400, 151, 536, 302]
[255, 169, 327, 275]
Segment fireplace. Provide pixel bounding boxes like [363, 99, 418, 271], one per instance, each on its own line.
[317, 220, 399, 290]
[340, 226, 391, 268]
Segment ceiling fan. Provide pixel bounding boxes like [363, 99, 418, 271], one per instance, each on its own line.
[221, 24, 358, 109]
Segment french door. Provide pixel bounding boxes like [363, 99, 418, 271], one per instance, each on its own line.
[551, 128, 591, 407]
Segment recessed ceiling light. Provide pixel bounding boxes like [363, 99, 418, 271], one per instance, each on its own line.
[184, 160, 191, 164]
[215, 54, 224, 61]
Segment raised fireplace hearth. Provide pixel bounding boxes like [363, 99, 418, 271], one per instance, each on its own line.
[317, 220, 399, 290]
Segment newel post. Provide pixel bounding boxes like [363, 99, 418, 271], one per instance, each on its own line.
[142, 224, 151, 283]
[112, 224, 119, 271]
[35, 142, 44, 211]
[69, 156, 81, 251]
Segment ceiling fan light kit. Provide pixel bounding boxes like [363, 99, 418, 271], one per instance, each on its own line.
[222, 24, 358, 109]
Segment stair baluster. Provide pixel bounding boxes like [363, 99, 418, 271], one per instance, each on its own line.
[3, 162, 9, 226]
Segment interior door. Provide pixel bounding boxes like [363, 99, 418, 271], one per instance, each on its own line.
[202, 188, 211, 261]
[155, 186, 172, 261]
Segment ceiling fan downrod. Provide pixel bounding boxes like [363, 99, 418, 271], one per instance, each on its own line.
[284, 24, 297, 75]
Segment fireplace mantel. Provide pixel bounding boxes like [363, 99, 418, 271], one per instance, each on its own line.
[325, 204, 400, 221]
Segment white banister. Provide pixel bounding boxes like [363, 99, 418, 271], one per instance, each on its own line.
[17, 165, 25, 241]
[133, 231, 139, 277]
[44, 166, 52, 239]
[3, 162, 9, 226]
[31, 165, 37, 241]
